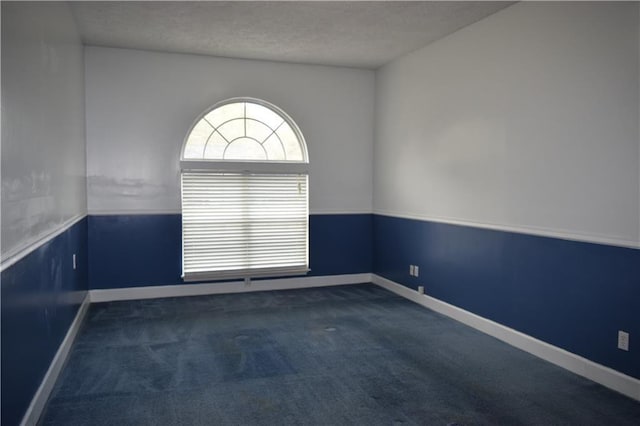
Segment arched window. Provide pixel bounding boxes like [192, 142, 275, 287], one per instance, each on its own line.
[180, 98, 309, 281]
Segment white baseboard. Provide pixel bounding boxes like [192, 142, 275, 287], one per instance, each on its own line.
[372, 274, 640, 402]
[21, 293, 91, 426]
[89, 273, 373, 303]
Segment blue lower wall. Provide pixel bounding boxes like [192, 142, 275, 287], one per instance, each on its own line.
[1, 217, 89, 426]
[308, 214, 373, 276]
[373, 214, 640, 380]
[88, 214, 372, 289]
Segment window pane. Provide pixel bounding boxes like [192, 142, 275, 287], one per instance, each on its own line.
[225, 137, 267, 160]
[262, 133, 286, 161]
[246, 102, 284, 130]
[203, 131, 227, 159]
[277, 122, 303, 161]
[246, 118, 273, 143]
[204, 102, 244, 128]
[217, 118, 245, 142]
[183, 120, 213, 159]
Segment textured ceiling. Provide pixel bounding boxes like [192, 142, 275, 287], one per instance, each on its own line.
[71, 1, 514, 69]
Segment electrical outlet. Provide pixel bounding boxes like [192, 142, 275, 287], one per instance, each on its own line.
[618, 330, 629, 351]
[72, 254, 77, 270]
[409, 265, 414, 276]
[418, 286, 424, 294]
[414, 265, 419, 277]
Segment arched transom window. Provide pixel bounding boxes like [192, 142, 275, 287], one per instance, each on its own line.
[182, 101, 306, 162]
[180, 98, 309, 281]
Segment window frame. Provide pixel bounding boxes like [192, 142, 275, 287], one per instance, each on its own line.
[180, 97, 310, 281]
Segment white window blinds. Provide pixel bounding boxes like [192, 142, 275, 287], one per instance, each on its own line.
[181, 171, 308, 281]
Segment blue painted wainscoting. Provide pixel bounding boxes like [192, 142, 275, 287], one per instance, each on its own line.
[373, 215, 640, 380]
[1, 217, 89, 426]
[88, 214, 372, 289]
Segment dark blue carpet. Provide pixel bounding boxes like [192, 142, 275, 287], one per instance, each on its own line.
[40, 284, 640, 425]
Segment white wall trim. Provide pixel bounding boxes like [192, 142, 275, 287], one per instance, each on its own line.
[87, 209, 182, 216]
[372, 274, 640, 401]
[373, 210, 640, 250]
[87, 209, 373, 216]
[308, 209, 373, 215]
[89, 273, 372, 303]
[20, 294, 91, 426]
[1, 214, 87, 273]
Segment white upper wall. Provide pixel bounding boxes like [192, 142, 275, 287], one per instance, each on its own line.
[374, 2, 640, 247]
[85, 47, 374, 215]
[1, 2, 87, 261]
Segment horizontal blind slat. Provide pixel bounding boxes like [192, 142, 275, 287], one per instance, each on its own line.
[182, 171, 308, 277]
